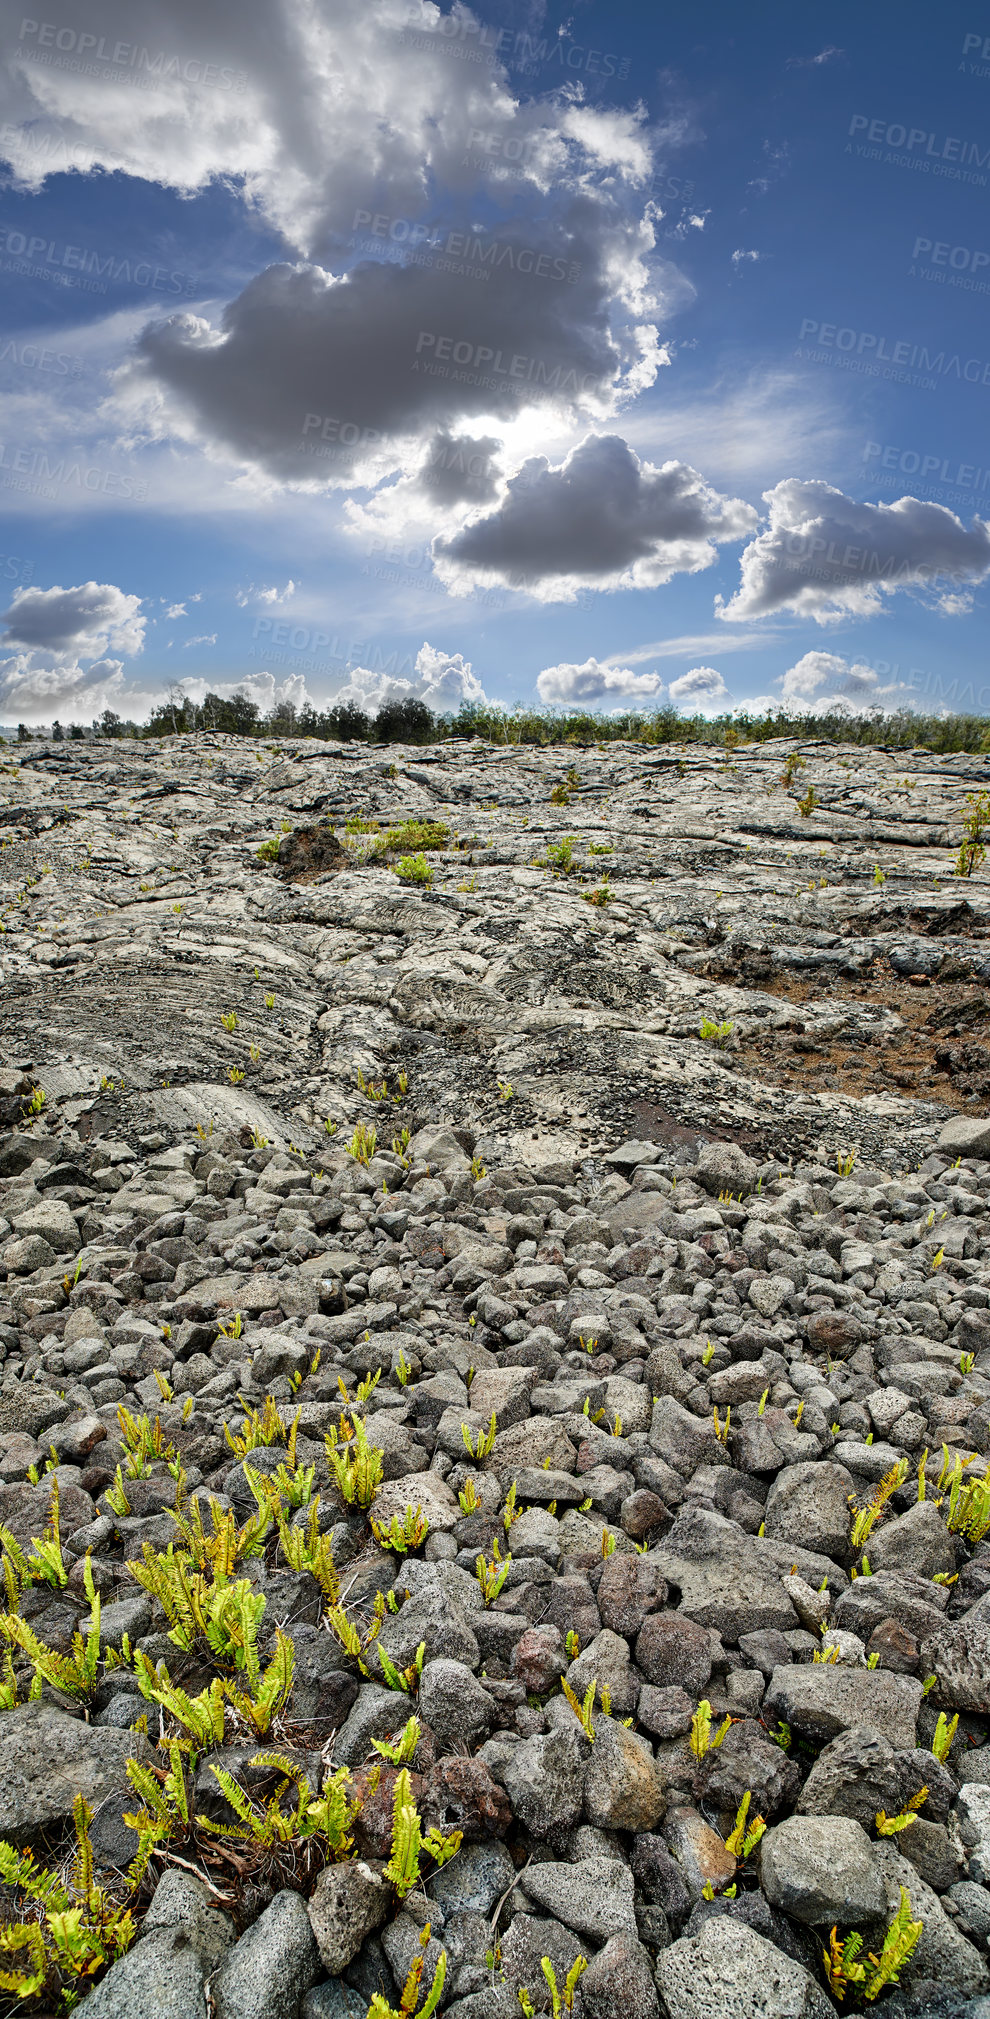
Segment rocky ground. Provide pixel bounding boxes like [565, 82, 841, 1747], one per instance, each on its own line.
[0, 731, 989, 2016]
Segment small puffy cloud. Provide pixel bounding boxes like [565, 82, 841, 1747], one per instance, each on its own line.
[433, 434, 757, 601]
[164, 602, 186, 619]
[333, 642, 487, 717]
[184, 633, 218, 647]
[669, 665, 730, 708]
[779, 651, 905, 711]
[731, 249, 765, 268]
[536, 657, 664, 705]
[1, 580, 144, 657]
[235, 581, 297, 607]
[721, 479, 990, 624]
[787, 45, 844, 66]
[177, 671, 308, 714]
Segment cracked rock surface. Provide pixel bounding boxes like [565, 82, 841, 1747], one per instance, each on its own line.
[1, 730, 990, 2018]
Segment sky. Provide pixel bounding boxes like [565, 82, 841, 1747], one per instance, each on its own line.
[1, 0, 990, 726]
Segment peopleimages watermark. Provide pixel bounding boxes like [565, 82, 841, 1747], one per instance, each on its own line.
[0, 552, 33, 583]
[0, 338, 83, 375]
[349, 210, 581, 286]
[0, 121, 90, 172]
[299, 414, 390, 461]
[15, 19, 246, 92]
[0, 222, 196, 297]
[795, 318, 990, 391]
[246, 629, 419, 685]
[0, 445, 147, 503]
[961, 30, 990, 79]
[909, 234, 990, 296]
[412, 332, 599, 398]
[846, 114, 989, 183]
[394, 8, 629, 80]
[862, 440, 990, 513]
[779, 528, 969, 591]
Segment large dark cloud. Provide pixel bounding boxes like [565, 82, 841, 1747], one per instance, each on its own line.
[432, 433, 757, 599]
[129, 203, 654, 483]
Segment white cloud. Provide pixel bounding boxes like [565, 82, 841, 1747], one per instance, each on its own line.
[333, 642, 487, 716]
[0, 580, 150, 723]
[164, 602, 186, 619]
[669, 665, 730, 709]
[721, 479, 990, 624]
[176, 670, 308, 714]
[778, 650, 911, 712]
[184, 633, 218, 647]
[433, 434, 757, 600]
[1, 580, 144, 657]
[536, 658, 664, 704]
[237, 581, 298, 606]
[0, 653, 126, 724]
[731, 249, 765, 267]
[0, 1, 656, 253]
[787, 46, 844, 66]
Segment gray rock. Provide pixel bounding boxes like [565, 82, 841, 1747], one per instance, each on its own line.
[0, 1703, 154, 1846]
[209, 1889, 321, 2019]
[583, 1716, 666, 1832]
[301, 1982, 369, 2019]
[957, 1786, 990, 1885]
[580, 1931, 662, 2019]
[497, 1726, 586, 1841]
[430, 1839, 516, 1919]
[868, 1500, 956, 1579]
[519, 1857, 637, 1944]
[764, 1662, 923, 1749]
[143, 1867, 235, 1974]
[498, 1913, 586, 2009]
[656, 1914, 834, 2019]
[799, 1725, 956, 1829]
[760, 1814, 886, 1928]
[74, 1926, 208, 2018]
[418, 1657, 494, 1746]
[763, 1461, 853, 1563]
[938, 1118, 990, 1160]
[653, 1510, 799, 1641]
[334, 1684, 424, 1767]
[306, 1860, 390, 1975]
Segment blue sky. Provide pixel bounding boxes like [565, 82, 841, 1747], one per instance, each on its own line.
[1, 0, 989, 724]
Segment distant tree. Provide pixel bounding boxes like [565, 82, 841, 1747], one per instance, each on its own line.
[96, 709, 122, 738]
[267, 698, 298, 736]
[69, 723, 84, 740]
[325, 702, 371, 742]
[51, 720, 64, 741]
[16, 722, 31, 742]
[199, 690, 260, 737]
[372, 697, 434, 745]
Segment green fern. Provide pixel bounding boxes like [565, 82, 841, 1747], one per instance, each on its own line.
[384, 1768, 461, 1897]
[326, 1415, 384, 1508]
[0, 1794, 137, 2002]
[0, 1557, 103, 1698]
[368, 1925, 446, 2019]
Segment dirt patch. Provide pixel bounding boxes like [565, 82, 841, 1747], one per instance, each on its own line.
[734, 972, 990, 1113]
[276, 823, 350, 880]
[626, 1098, 812, 1166]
